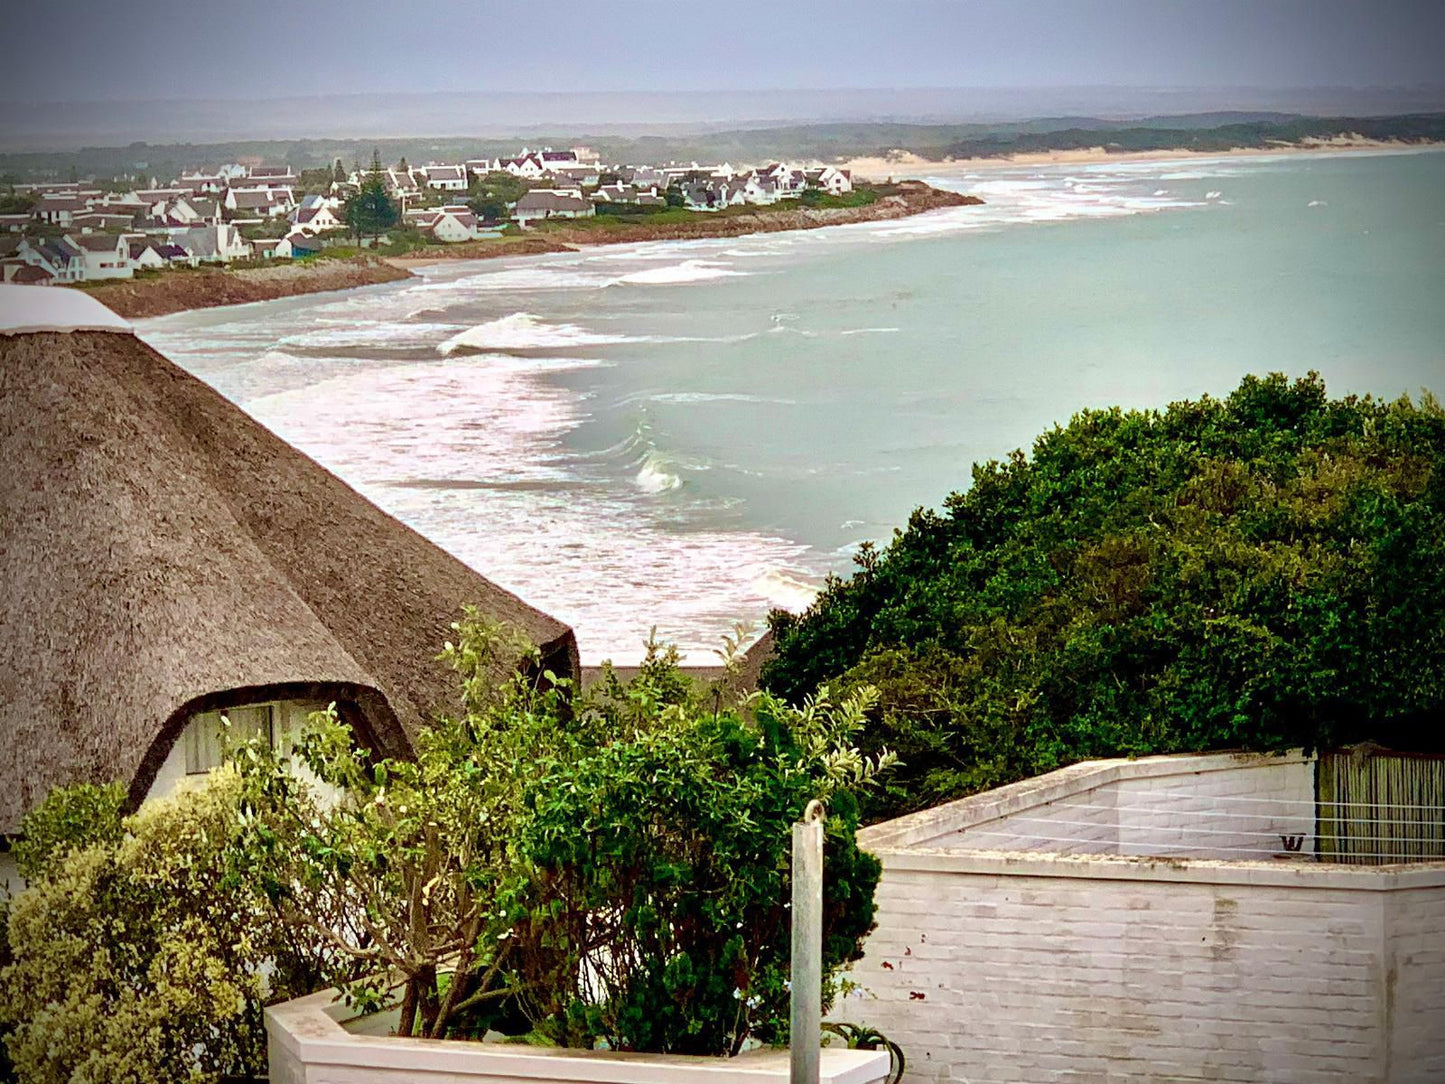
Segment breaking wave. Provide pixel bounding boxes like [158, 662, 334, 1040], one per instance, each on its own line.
[616, 260, 747, 285]
[440, 313, 635, 354]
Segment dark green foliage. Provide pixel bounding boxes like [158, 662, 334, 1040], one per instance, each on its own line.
[764, 374, 1445, 820]
[511, 655, 883, 1053]
[344, 168, 399, 242]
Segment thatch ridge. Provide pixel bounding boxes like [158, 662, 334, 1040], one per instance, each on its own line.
[1, 328, 578, 833]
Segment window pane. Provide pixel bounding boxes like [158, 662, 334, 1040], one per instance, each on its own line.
[184, 704, 273, 775]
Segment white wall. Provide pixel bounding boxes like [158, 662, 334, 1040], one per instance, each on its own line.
[268, 988, 891, 1084]
[150, 698, 327, 803]
[1386, 886, 1445, 1080]
[843, 854, 1445, 1083]
[846, 752, 1445, 1083]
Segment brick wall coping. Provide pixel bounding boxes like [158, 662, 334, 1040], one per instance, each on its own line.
[866, 844, 1445, 890]
[265, 987, 891, 1084]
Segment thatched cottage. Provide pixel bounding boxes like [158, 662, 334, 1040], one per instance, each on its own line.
[0, 285, 578, 861]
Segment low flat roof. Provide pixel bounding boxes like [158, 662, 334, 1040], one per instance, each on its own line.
[0, 284, 133, 336]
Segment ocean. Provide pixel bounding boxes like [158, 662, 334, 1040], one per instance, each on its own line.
[140, 149, 1445, 664]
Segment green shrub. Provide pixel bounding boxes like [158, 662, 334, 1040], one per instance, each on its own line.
[764, 374, 1445, 821]
[0, 771, 318, 1084]
[232, 615, 892, 1054]
[10, 780, 124, 880]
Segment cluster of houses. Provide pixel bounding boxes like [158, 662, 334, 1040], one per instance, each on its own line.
[0, 148, 855, 284]
[0, 163, 336, 285]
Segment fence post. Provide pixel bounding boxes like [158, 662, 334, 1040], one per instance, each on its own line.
[791, 799, 825, 1084]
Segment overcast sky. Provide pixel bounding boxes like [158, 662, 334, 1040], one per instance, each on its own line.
[5, 0, 1443, 104]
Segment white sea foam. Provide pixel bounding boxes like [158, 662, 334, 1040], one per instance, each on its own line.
[839, 326, 901, 337]
[419, 267, 616, 293]
[616, 260, 746, 285]
[1308, 199, 1328, 207]
[1205, 190, 1223, 200]
[754, 568, 821, 612]
[635, 450, 683, 494]
[440, 313, 636, 354]
[280, 322, 462, 349]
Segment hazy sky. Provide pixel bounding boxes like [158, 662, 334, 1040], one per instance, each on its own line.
[5, 0, 1443, 103]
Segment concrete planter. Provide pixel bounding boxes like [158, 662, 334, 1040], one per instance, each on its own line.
[266, 988, 892, 1084]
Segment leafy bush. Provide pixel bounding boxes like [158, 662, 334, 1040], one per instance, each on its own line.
[764, 374, 1445, 820]
[10, 780, 125, 880]
[3, 621, 891, 1072]
[233, 615, 892, 1054]
[0, 771, 320, 1084]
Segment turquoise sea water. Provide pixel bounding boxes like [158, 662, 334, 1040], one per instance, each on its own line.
[141, 149, 1445, 662]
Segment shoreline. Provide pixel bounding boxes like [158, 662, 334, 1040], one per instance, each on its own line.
[383, 180, 976, 269]
[840, 137, 1445, 180]
[75, 182, 977, 318]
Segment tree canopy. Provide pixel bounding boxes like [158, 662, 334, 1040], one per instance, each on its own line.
[344, 153, 398, 242]
[763, 373, 1445, 821]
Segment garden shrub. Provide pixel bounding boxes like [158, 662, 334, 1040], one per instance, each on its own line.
[764, 374, 1445, 821]
[3, 619, 893, 1072]
[0, 770, 318, 1084]
[231, 617, 893, 1054]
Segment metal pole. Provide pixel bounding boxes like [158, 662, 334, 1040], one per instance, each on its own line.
[791, 799, 825, 1084]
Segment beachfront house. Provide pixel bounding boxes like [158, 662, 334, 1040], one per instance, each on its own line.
[811, 166, 853, 194]
[292, 203, 344, 233]
[276, 231, 323, 258]
[513, 190, 595, 227]
[67, 233, 134, 279]
[172, 222, 251, 263]
[128, 239, 169, 270]
[0, 285, 580, 894]
[411, 208, 480, 243]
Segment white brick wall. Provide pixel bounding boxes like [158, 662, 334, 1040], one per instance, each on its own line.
[846, 753, 1445, 1082]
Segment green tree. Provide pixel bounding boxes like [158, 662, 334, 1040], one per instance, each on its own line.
[344, 149, 399, 244]
[332, 157, 346, 183]
[466, 170, 527, 223]
[764, 374, 1445, 820]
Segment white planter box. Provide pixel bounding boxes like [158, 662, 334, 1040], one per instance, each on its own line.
[266, 988, 892, 1084]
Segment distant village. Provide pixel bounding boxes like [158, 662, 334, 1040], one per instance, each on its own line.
[0, 147, 856, 285]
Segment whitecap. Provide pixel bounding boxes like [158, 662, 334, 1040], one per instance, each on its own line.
[754, 568, 821, 612]
[839, 327, 901, 337]
[635, 450, 683, 494]
[1308, 199, 1328, 207]
[616, 260, 747, 286]
[439, 313, 634, 354]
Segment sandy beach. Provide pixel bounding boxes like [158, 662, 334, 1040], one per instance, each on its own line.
[840, 136, 1445, 180]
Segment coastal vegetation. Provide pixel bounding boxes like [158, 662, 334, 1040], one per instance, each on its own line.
[763, 374, 1445, 821]
[0, 617, 891, 1080]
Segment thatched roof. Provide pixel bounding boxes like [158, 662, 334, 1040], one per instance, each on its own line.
[0, 311, 578, 833]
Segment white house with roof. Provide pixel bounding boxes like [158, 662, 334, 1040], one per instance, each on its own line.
[417, 165, 468, 192]
[292, 203, 344, 233]
[513, 190, 594, 227]
[172, 223, 251, 263]
[66, 233, 134, 279]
